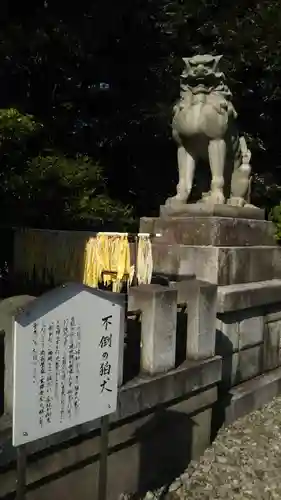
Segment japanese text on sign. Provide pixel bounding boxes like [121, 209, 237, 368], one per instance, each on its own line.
[31, 316, 81, 429]
[99, 315, 113, 394]
[13, 284, 124, 447]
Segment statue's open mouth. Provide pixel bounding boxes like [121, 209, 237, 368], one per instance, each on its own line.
[185, 73, 216, 87]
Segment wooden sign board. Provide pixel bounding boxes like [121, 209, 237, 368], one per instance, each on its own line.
[12, 283, 125, 447]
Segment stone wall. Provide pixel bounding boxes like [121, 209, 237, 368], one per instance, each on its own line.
[216, 280, 281, 386]
[0, 384, 218, 500]
[1, 276, 281, 498]
[0, 281, 221, 500]
[213, 280, 281, 428]
[140, 215, 281, 433]
[2, 221, 281, 498]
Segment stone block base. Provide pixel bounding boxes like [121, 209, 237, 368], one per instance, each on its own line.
[216, 309, 264, 355]
[221, 345, 263, 389]
[152, 244, 281, 285]
[217, 280, 281, 312]
[223, 366, 281, 425]
[264, 314, 281, 370]
[140, 216, 276, 247]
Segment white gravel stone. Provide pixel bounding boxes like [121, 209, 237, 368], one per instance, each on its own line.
[139, 396, 281, 499]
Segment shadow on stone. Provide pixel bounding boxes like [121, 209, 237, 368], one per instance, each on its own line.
[0, 332, 4, 416]
[211, 329, 234, 441]
[175, 309, 187, 367]
[123, 318, 141, 384]
[151, 274, 170, 286]
[135, 408, 194, 495]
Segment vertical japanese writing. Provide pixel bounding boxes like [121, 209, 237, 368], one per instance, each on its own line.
[55, 320, 61, 399]
[39, 323, 46, 427]
[73, 320, 81, 415]
[45, 322, 54, 424]
[32, 322, 38, 385]
[67, 317, 75, 419]
[60, 319, 69, 422]
[99, 315, 113, 394]
[31, 313, 83, 431]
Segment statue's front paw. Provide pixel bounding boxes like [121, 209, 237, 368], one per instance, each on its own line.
[227, 196, 245, 207]
[244, 203, 258, 209]
[201, 191, 225, 205]
[165, 196, 185, 208]
[211, 191, 225, 205]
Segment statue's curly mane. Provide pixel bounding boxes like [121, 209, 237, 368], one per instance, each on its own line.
[172, 55, 237, 141]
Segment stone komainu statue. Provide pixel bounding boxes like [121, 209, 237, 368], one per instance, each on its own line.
[166, 54, 253, 208]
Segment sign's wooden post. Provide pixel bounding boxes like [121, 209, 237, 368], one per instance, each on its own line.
[16, 446, 26, 500]
[98, 414, 110, 500]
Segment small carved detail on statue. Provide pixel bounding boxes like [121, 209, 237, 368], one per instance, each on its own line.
[165, 54, 255, 208]
[227, 137, 254, 208]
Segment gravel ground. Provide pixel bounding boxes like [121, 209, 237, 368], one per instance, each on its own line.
[141, 396, 281, 499]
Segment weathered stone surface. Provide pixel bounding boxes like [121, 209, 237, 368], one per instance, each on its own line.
[181, 245, 281, 285]
[169, 279, 217, 360]
[0, 363, 221, 465]
[217, 279, 281, 313]
[0, 295, 36, 415]
[224, 366, 281, 425]
[264, 320, 281, 370]
[152, 244, 281, 285]
[130, 284, 177, 375]
[216, 309, 264, 356]
[117, 356, 222, 421]
[140, 216, 276, 247]
[216, 312, 240, 354]
[168, 276, 197, 304]
[151, 243, 182, 278]
[239, 314, 264, 350]
[160, 203, 265, 220]
[186, 281, 217, 360]
[236, 345, 264, 384]
[266, 309, 281, 322]
[0, 386, 218, 500]
[0, 357, 222, 487]
[221, 345, 263, 388]
[0, 361, 219, 500]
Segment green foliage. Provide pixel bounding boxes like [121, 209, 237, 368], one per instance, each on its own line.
[15, 154, 134, 228]
[0, 107, 134, 229]
[1, 2, 281, 216]
[0, 108, 42, 142]
[269, 204, 281, 243]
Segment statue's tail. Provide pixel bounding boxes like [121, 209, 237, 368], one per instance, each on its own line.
[239, 136, 251, 165]
[229, 134, 252, 205]
[231, 133, 251, 171]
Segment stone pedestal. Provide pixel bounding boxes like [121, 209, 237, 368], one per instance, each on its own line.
[140, 209, 281, 401]
[140, 214, 280, 285]
[141, 215, 276, 247]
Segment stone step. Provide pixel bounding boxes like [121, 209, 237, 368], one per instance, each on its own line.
[217, 279, 281, 312]
[223, 366, 281, 425]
